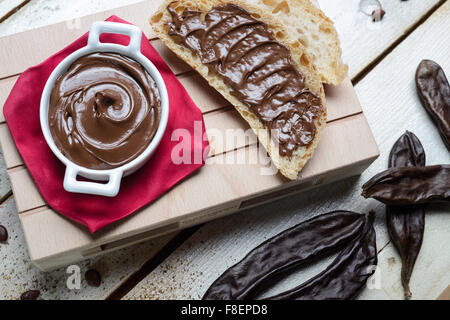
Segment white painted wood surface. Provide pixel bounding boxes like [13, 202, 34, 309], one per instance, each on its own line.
[0, 0, 448, 300]
[0, 0, 142, 36]
[124, 1, 450, 300]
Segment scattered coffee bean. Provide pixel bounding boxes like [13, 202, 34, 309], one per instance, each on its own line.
[20, 290, 40, 300]
[415, 60, 450, 151]
[371, 8, 386, 22]
[85, 269, 102, 287]
[0, 225, 7, 242]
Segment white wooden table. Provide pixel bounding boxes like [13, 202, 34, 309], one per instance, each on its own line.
[0, 0, 448, 300]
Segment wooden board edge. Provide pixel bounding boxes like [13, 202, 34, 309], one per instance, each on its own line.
[18, 111, 379, 268]
[25, 151, 377, 271]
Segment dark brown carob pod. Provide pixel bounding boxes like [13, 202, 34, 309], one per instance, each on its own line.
[203, 211, 366, 300]
[266, 212, 377, 300]
[0, 225, 8, 242]
[415, 60, 450, 151]
[387, 131, 425, 299]
[362, 165, 450, 205]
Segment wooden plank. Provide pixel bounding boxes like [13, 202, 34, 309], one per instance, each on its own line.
[124, 1, 450, 300]
[0, 71, 223, 127]
[0, 0, 26, 15]
[0, 0, 442, 80]
[319, 0, 443, 79]
[0, 0, 163, 78]
[0, 0, 369, 276]
[0, 0, 441, 80]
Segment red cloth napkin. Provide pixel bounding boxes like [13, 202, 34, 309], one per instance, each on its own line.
[3, 16, 209, 233]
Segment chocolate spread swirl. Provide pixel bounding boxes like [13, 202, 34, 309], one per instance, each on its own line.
[49, 53, 161, 170]
[167, 4, 323, 157]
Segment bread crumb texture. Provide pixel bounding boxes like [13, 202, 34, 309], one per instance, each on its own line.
[151, 0, 346, 179]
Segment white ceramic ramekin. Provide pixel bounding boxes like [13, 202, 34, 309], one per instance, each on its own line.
[40, 21, 169, 197]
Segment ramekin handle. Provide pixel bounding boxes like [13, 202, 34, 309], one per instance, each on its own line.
[63, 165, 123, 197]
[87, 21, 142, 54]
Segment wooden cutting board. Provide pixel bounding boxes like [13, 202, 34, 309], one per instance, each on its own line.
[0, 0, 378, 271]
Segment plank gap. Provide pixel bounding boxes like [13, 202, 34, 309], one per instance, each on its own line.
[0, 0, 31, 24]
[352, 0, 447, 86]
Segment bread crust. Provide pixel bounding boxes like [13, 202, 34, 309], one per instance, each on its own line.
[151, 0, 327, 180]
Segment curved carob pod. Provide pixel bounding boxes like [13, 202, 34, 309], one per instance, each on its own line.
[415, 60, 450, 151]
[387, 131, 426, 299]
[267, 213, 377, 300]
[202, 211, 366, 300]
[362, 165, 450, 205]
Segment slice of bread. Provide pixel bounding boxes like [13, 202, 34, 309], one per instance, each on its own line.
[151, 0, 328, 180]
[247, 0, 348, 85]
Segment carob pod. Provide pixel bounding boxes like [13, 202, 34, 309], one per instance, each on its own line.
[203, 211, 367, 300]
[362, 165, 450, 205]
[267, 212, 377, 300]
[387, 131, 425, 299]
[415, 60, 450, 151]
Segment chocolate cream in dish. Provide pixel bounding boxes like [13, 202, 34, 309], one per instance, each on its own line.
[40, 22, 169, 197]
[151, 0, 347, 180]
[48, 52, 162, 170]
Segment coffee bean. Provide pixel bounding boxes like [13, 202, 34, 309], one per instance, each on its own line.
[85, 269, 102, 287]
[20, 290, 40, 300]
[0, 225, 8, 242]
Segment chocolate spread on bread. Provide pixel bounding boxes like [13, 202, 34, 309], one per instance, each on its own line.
[167, 4, 323, 157]
[49, 52, 161, 170]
